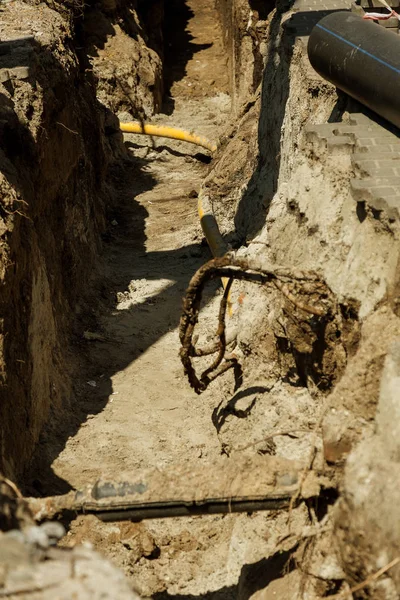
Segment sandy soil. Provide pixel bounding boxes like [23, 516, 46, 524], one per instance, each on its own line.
[30, 2, 332, 597]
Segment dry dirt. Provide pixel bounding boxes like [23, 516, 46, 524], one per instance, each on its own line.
[4, 0, 399, 598]
[22, 2, 335, 598]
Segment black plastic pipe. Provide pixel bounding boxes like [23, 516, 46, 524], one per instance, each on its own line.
[308, 11, 400, 129]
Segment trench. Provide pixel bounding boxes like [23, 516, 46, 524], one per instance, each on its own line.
[27, 1, 285, 596]
[4, 0, 400, 598]
[20, 1, 329, 596]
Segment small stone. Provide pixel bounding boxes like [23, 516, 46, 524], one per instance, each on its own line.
[276, 472, 298, 487]
[0, 69, 10, 83]
[40, 522, 66, 544]
[10, 66, 30, 80]
[24, 525, 49, 549]
[322, 409, 353, 464]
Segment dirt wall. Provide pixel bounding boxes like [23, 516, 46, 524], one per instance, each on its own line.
[82, 0, 164, 119]
[0, 2, 122, 479]
[216, 0, 274, 113]
[204, 1, 400, 595]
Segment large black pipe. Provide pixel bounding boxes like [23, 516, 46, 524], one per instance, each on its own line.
[308, 11, 400, 130]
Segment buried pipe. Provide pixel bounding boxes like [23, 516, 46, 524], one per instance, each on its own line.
[120, 119, 233, 311]
[308, 11, 400, 130]
[120, 122, 217, 153]
[197, 190, 234, 314]
[120, 120, 234, 312]
[26, 456, 324, 523]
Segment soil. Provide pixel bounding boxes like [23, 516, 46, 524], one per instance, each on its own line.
[3, 0, 400, 598]
[23, 2, 333, 598]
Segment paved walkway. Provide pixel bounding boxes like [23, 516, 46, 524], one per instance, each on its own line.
[289, 0, 400, 221]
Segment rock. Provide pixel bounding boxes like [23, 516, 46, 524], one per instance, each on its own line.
[40, 521, 66, 545]
[322, 409, 353, 464]
[376, 340, 400, 461]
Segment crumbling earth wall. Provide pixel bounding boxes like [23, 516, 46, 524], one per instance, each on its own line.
[205, 0, 400, 596]
[82, 0, 164, 118]
[0, 0, 164, 480]
[0, 2, 115, 479]
[216, 0, 275, 113]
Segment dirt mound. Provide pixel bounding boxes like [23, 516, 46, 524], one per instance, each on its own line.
[83, 2, 163, 118]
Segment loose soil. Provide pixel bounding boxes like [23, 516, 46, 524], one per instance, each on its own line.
[22, 1, 352, 598]
[33, 1, 301, 597]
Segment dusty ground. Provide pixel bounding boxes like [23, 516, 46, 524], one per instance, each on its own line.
[22, 2, 332, 598]
[10, 0, 399, 598]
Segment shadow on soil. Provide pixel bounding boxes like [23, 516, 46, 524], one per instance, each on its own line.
[234, 5, 294, 241]
[162, 0, 212, 112]
[0, 34, 116, 486]
[1, 3, 218, 495]
[233, 4, 350, 242]
[26, 143, 218, 495]
[212, 385, 271, 433]
[153, 549, 295, 600]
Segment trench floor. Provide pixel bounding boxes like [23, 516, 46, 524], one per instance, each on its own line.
[45, 1, 278, 596]
[39, 1, 321, 597]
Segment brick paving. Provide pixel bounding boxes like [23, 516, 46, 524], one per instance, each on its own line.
[285, 0, 352, 37]
[305, 114, 400, 221]
[285, 0, 400, 220]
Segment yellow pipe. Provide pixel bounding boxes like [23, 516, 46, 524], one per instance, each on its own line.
[120, 122, 217, 153]
[198, 190, 234, 315]
[120, 120, 231, 311]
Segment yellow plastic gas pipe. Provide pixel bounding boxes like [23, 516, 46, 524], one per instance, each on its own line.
[198, 190, 233, 315]
[120, 122, 217, 153]
[120, 121, 231, 311]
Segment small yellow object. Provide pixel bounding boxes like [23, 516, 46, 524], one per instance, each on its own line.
[120, 122, 217, 153]
[198, 190, 234, 316]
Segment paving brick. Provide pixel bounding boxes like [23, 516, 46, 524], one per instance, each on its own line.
[358, 0, 400, 6]
[293, 0, 351, 8]
[335, 126, 372, 137]
[355, 164, 400, 178]
[349, 113, 376, 127]
[304, 124, 340, 140]
[353, 152, 400, 163]
[327, 136, 355, 152]
[351, 181, 399, 198]
[350, 181, 400, 221]
[351, 177, 400, 188]
[356, 142, 400, 154]
[353, 156, 400, 177]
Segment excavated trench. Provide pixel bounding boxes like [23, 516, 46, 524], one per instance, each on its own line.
[2, 0, 400, 598]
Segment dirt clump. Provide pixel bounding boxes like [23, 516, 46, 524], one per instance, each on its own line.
[83, 2, 164, 118]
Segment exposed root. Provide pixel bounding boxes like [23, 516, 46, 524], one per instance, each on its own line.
[288, 402, 328, 524]
[0, 476, 23, 499]
[192, 327, 237, 356]
[179, 256, 333, 394]
[324, 556, 400, 600]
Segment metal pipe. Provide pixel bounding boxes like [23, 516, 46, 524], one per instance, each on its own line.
[197, 190, 234, 315]
[308, 11, 400, 129]
[26, 455, 320, 523]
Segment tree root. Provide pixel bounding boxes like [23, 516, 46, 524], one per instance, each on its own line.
[179, 256, 333, 394]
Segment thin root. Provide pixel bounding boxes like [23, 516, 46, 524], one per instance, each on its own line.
[179, 256, 332, 394]
[0, 476, 23, 499]
[325, 556, 400, 599]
